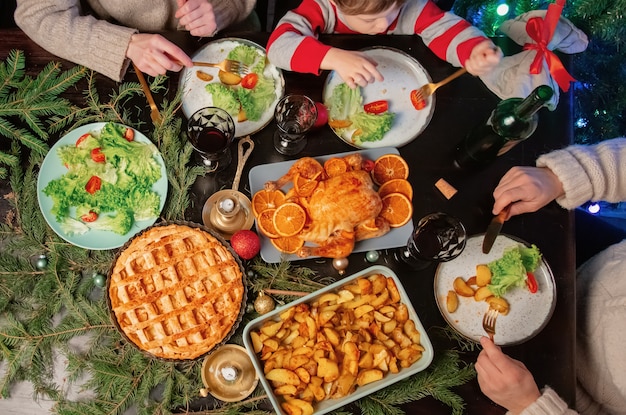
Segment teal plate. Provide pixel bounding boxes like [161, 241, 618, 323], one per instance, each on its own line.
[37, 122, 168, 250]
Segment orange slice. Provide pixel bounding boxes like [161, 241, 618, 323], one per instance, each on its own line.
[257, 208, 279, 238]
[378, 178, 413, 200]
[371, 154, 409, 185]
[273, 202, 307, 237]
[270, 235, 304, 254]
[294, 173, 319, 197]
[252, 189, 285, 217]
[328, 119, 353, 129]
[323, 157, 349, 177]
[379, 192, 413, 228]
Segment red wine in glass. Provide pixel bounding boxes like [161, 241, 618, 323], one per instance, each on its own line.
[190, 126, 229, 154]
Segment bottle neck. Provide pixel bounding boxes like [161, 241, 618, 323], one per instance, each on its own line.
[512, 85, 554, 118]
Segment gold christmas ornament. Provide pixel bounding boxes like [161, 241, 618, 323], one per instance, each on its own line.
[254, 291, 275, 314]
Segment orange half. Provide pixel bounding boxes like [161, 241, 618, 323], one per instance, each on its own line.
[273, 202, 307, 237]
[252, 189, 285, 217]
[371, 154, 409, 186]
[379, 192, 413, 228]
[378, 178, 413, 201]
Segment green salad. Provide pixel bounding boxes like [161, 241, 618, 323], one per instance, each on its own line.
[205, 44, 277, 122]
[325, 83, 395, 145]
[43, 122, 162, 236]
[487, 244, 542, 297]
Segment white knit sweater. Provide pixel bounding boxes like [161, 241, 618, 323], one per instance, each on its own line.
[14, 0, 256, 81]
[512, 138, 626, 415]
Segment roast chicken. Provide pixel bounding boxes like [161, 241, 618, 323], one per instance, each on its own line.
[265, 154, 391, 258]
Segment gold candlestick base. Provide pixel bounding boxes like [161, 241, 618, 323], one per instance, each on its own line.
[200, 344, 259, 402]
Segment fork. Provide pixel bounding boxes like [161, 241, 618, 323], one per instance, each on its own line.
[192, 59, 249, 75]
[132, 63, 162, 126]
[413, 67, 468, 104]
[482, 307, 499, 341]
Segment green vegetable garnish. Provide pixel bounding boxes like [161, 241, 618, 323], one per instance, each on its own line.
[204, 44, 276, 122]
[487, 244, 542, 297]
[43, 122, 162, 236]
[325, 83, 395, 144]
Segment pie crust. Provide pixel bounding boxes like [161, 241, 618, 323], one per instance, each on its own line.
[108, 223, 244, 360]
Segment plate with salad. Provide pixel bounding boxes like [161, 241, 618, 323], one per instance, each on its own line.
[179, 38, 285, 138]
[322, 46, 435, 149]
[433, 234, 556, 345]
[37, 122, 168, 250]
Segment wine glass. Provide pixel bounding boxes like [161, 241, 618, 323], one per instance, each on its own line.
[187, 107, 235, 173]
[273, 94, 317, 155]
[395, 212, 467, 270]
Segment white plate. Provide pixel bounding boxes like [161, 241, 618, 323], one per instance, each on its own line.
[179, 38, 285, 137]
[37, 123, 168, 250]
[434, 234, 556, 345]
[248, 148, 414, 263]
[243, 265, 434, 415]
[322, 46, 434, 149]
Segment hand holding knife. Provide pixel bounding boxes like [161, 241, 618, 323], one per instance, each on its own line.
[482, 204, 512, 254]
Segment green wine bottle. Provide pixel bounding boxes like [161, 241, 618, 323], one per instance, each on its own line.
[454, 85, 554, 170]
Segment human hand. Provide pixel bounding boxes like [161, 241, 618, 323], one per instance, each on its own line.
[475, 337, 541, 414]
[127, 33, 193, 77]
[464, 40, 502, 76]
[321, 48, 384, 89]
[492, 166, 565, 217]
[175, 0, 218, 37]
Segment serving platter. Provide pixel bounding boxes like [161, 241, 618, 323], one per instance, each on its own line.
[37, 122, 168, 250]
[434, 234, 556, 345]
[322, 46, 435, 149]
[248, 148, 414, 263]
[179, 37, 285, 137]
[243, 265, 433, 415]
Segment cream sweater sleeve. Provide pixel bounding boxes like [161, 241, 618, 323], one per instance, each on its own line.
[509, 388, 577, 415]
[15, 0, 136, 82]
[536, 137, 626, 209]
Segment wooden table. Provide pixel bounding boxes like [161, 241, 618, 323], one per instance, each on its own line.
[0, 28, 575, 414]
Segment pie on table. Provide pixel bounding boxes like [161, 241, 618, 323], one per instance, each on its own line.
[108, 223, 245, 360]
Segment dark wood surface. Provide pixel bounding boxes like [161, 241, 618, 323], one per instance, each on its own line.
[0, 28, 576, 414]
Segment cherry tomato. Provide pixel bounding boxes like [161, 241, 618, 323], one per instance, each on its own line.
[76, 133, 90, 147]
[90, 147, 105, 163]
[361, 159, 375, 172]
[410, 90, 426, 110]
[80, 211, 98, 222]
[240, 73, 259, 89]
[85, 176, 101, 194]
[313, 102, 328, 129]
[364, 100, 388, 114]
[124, 128, 134, 142]
[526, 272, 538, 293]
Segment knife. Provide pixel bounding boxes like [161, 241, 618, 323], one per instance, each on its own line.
[482, 204, 512, 254]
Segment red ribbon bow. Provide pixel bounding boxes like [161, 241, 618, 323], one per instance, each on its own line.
[522, 0, 576, 92]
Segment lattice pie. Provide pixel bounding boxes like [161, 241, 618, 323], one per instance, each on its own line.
[109, 223, 245, 360]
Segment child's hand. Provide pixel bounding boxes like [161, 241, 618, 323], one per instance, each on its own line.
[321, 48, 384, 89]
[464, 40, 502, 76]
[175, 0, 218, 37]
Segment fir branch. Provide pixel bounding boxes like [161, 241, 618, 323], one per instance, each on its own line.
[249, 260, 336, 296]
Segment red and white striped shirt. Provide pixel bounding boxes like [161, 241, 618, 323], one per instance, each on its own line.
[267, 0, 488, 74]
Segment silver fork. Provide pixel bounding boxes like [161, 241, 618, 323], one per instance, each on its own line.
[192, 59, 250, 75]
[482, 307, 499, 341]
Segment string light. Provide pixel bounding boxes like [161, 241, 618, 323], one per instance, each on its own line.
[496, 3, 510, 16]
[587, 203, 600, 214]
